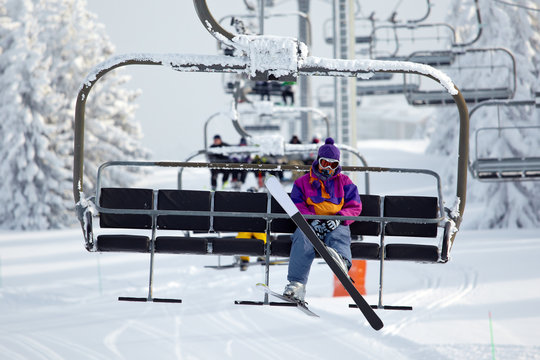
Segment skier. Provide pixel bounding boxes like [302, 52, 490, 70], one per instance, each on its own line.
[208, 134, 231, 191]
[281, 81, 295, 105]
[283, 138, 362, 301]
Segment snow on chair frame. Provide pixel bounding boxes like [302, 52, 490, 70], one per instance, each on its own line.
[72, 0, 469, 306]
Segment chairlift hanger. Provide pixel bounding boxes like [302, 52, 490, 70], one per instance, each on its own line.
[468, 99, 540, 181]
[369, 0, 482, 60]
[73, 0, 470, 275]
[390, 0, 432, 24]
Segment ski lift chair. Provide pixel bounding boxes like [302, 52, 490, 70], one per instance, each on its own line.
[468, 99, 540, 181]
[404, 48, 517, 106]
[324, 17, 374, 46]
[73, 0, 470, 308]
[369, 23, 456, 63]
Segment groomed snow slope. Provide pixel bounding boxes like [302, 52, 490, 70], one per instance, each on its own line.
[1, 141, 539, 359]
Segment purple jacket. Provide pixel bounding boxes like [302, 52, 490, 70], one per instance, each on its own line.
[290, 166, 362, 225]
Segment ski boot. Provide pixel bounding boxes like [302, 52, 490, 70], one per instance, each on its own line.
[283, 281, 306, 302]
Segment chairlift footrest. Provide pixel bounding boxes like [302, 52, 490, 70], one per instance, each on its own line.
[349, 304, 413, 311]
[118, 296, 182, 303]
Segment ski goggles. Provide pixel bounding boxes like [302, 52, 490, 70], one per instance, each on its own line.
[318, 157, 340, 170]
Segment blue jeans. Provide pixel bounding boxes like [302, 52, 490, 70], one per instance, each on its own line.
[287, 225, 352, 284]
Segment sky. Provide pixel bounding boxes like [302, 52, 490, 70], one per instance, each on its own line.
[85, 0, 451, 160]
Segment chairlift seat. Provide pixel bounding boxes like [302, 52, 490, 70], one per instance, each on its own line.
[325, 35, 373, 45]
[376, 53, 454, 67]
[473, 157, 540, 179]
[94, 189, 443, 262]
[408, 88, 513, 106]
[357, 83, 419, 96]
[244, 124, 281, 131]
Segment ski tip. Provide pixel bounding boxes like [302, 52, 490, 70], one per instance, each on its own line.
[372, 320, 384, 331]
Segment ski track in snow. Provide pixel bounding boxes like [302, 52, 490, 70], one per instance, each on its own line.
[1, 226, 539, 359]
[383, 262, 479, 335]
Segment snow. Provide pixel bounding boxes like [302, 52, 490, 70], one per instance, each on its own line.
[2, 0, 540, 356]
[1, 140, 539, 359]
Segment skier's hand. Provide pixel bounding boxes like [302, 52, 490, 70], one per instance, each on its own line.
[310, 219, 328, 239]
[324, 219, 340, 231]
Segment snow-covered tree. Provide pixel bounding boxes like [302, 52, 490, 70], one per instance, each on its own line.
[425, 0, 540, 228]
[0, 0, 149, 230]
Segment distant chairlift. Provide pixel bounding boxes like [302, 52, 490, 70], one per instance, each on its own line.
[238, 105, 331, 138]
[357, 23, 456, 97]
[468, 99, 540, 181]
[404, 48, 517, 106]
[368, 0, 481, 64]
[324, 0, 433, 48]
[369, 23, 456, 65]
[357, 0, 482, 97]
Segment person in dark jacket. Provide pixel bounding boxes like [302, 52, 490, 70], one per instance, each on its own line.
[208, 134, 230, 191]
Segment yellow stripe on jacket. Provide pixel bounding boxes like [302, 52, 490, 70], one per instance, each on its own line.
[306, 178, 345, 216]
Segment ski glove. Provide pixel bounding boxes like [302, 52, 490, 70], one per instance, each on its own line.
[310, 219, 341, 240]
[310, 219, 328, 240]
[324, 219, 340, 231]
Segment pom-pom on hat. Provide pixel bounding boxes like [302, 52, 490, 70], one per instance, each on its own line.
[317, 137, 340, 161]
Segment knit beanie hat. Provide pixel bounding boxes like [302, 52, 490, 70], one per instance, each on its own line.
[317, 138, 340, 161]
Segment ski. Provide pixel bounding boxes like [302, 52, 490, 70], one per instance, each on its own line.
[264, 176, 384, 331]
[256, 283, 319, 317]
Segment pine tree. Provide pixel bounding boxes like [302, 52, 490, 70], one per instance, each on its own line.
[0, 0, 148, 230]
[426, 0, 540, 228]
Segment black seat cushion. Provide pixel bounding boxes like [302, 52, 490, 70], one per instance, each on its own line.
[350, 195, 381, 236]
[351, 241, 380, 260]
[384, 196, 438, 237]
[385, 244, 439, 262]
[155, 236, 208, 254]
[270, 195, 296, 233]
[96, 234, 149, 252]
[213, 191, 267, 232]
[270, 235, 292, 257]
[212, 236, 265, 256]
[99, 188, 153, 229]
[157, 190, 211, 231]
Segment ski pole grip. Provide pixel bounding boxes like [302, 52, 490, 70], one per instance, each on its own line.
[265, 176, 298, 217]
